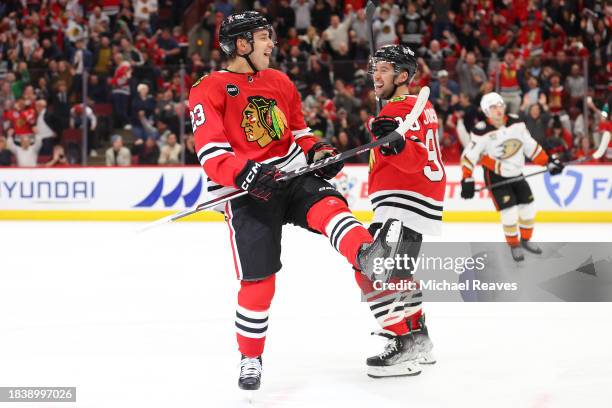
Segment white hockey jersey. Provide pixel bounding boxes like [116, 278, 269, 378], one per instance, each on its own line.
[461, 115, 548, 178]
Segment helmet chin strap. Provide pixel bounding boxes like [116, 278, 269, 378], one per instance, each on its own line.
[383, 74, 404, 99]
[238, 41, 259, 73]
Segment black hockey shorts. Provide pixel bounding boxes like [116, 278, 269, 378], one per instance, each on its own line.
[224, 174, 346, 281]
[368, 222, 422, 279]
[484, 169, 534, 211]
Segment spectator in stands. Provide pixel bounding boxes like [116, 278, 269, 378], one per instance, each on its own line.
[455, 49, 487, 101]
[131, 83, 156, 140]
[544, 118, 572, 162]
[323, 8, 354, 52]
[45, 145, 68, 167]
[495, 51, 523, 115]
[120, 37, 145, 69]
[520, 76, 546, 114]
[310, 0, 332, 33]
[399, 2, 425, 51]
[292, 0, 316, 34]
[522, 103, 551, 146]
[305, 55, 333, 96]
[333, 79, 361, 125]
[275, 1, 296, 39]
[452, 93, 479, 133]
[93, 35, 113, 77]
[350, 8, 368, 45]
[70, 38, 94, 97]
[565, 63, 587, 101]
[70, 102, 97, 133]
[546, 72, 571, 130]
[6, 130, 42, 167]
[131, 135, 160, 165]
[424, 40, 451, 77]
[372, 5, 397, 48]
[158, 132, 182, 165]
[298, 26, 321, 54]
[89, 6, 111, 32]
[440, 130, 462, 164]
[325, 41, 355, 84]
[156, 27, 181, 65]
[133, 0, 158, 28]
[431, 69, 459, 106]
[34, 99, 56, 155]
[574, 135, 594, 161]
[0, 135, 13, 166]
[88, 74, 110, 103]
[183, 134, 199, 165]
[105, 134, 131, 166]
[109, 53, 132, 128]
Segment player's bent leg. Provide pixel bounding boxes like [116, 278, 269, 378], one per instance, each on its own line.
[305, 195, 404, 281]
[236, 275, 275, 390]
[306, 196, 372, 268]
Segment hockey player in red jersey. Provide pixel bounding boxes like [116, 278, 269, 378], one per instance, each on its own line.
[460, 92, 565, 261]
[354, 44, 446, 378]
[189, 12, 405, 391]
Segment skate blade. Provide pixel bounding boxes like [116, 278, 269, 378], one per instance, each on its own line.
[367, 361, 422, 378]
[242, 390, 256, 404]
[417, 352, 436, 365]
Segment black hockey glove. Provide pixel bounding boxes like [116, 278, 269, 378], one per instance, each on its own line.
[235, 160, 285, 202]
[371, 116, 405, 156]
[461, 178, 475, 199]
[306, 142, 344, 179]
[547, 155, 564, 176]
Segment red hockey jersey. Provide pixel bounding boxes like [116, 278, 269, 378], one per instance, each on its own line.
[189, 69, 318, 200]
[368, 95, 446, 235]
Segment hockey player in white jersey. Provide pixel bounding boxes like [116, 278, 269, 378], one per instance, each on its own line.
[460, 92, 564, 261]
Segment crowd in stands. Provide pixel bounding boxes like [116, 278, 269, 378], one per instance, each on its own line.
[0, 0, 610, 168]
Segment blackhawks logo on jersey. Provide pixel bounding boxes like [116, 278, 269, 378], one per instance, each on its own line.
[390, 95, 408, 103]
[241, 96, 288, 148]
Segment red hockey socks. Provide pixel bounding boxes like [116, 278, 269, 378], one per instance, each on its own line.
[306, 197, 372, 269]
[236, 275, 275, 358]
[519, 218, 534, 241]
[354, 271, 409, 335]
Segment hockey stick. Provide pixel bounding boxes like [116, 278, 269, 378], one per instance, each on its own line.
[475, 130, 610, 192]
[139, 86, 430, 232]
[365, 0, 383, 114]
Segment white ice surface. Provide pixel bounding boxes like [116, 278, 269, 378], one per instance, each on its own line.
[0, 222, 611, 408]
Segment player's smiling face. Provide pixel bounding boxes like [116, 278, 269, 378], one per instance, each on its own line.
[251, 29, 275, 70]
[372, 61, 395, 99]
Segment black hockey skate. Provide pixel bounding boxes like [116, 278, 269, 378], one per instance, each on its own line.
[357, 218, 404, 283]
[521, 240, 542, 254]
[409, 316, 436, 365]
[238, 355, 262, 390]
[367, 330, 422, 378]
[510, 245, 524, 262]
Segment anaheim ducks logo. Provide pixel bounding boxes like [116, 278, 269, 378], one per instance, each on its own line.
[496, 138, 523, 160]
[241, 96, 288, 148]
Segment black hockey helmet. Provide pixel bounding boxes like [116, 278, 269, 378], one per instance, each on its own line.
[219, 11, 274, 57]
[368, 44, 418, 85]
